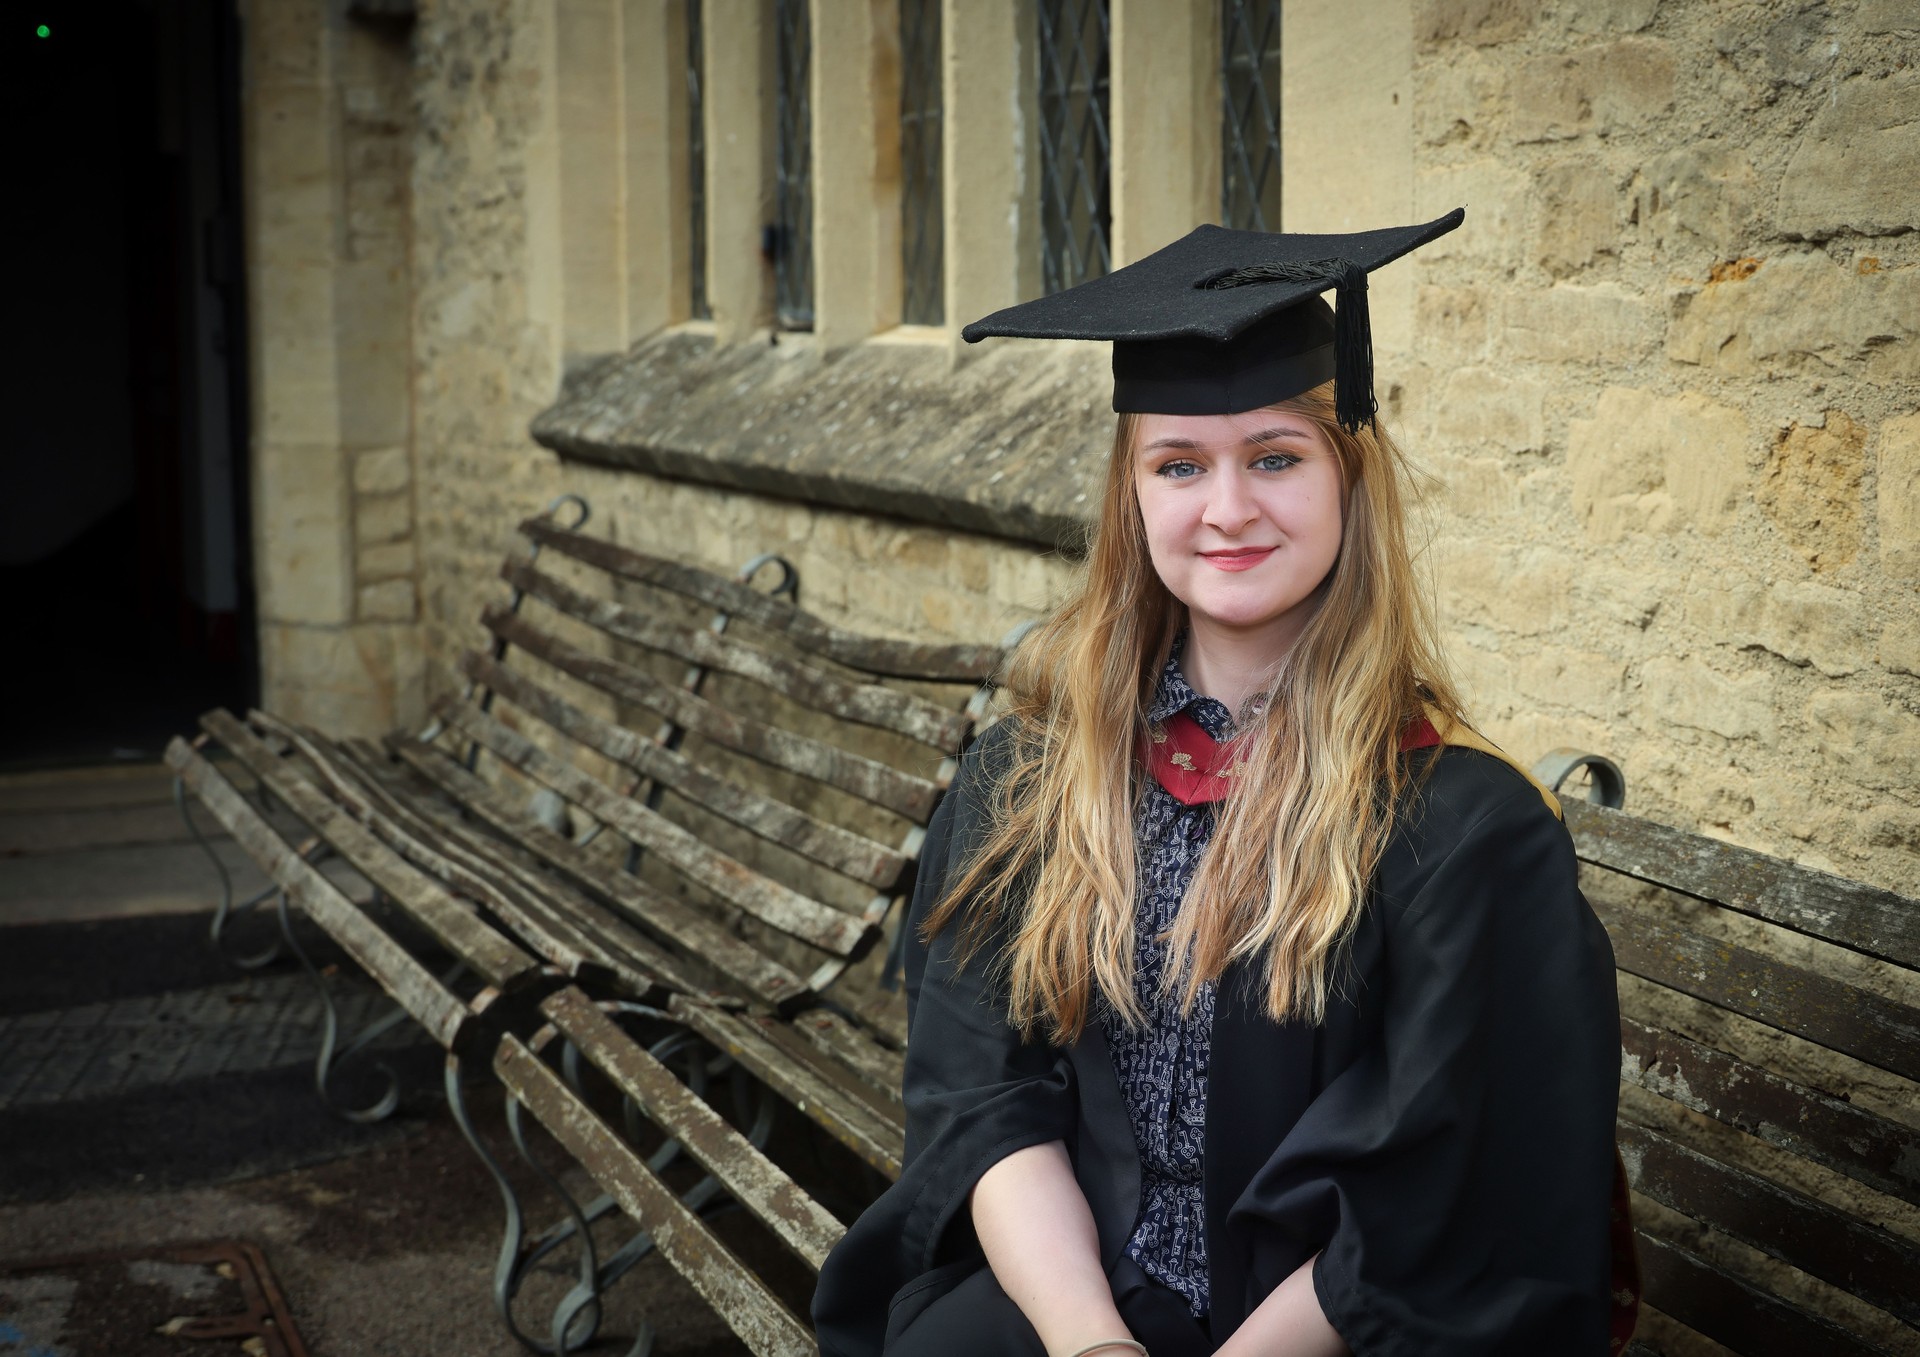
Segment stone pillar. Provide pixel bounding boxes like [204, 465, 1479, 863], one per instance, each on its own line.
[243, 0, 424, 735]
[1111, 0, 1219, 266]
[555, 0, 629, 356]
[812, 0, 904, 349]
[1282, 0, 1414, 357]
[944, 0, 1038, 356]
[704, 0, 776, 342]
[623, 0, 694, 340]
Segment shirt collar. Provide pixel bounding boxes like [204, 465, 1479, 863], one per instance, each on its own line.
[1146, 637, 1237, 738]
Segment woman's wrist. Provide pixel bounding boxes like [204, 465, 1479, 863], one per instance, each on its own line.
[1061, 1340, 1147, 1357]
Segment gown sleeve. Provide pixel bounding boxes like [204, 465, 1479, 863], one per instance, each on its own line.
[1232, 752, 1621, 1357]
[812, 719, 1081, 1357]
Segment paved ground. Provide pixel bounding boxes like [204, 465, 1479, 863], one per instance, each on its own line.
[0, 761, 755, 1355]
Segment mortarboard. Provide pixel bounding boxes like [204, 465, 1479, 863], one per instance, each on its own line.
[961, 208, 1465, 432]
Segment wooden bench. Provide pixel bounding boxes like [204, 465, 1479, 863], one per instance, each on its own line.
[1533, 754, 1920, 1357]
[168, 497, 1919, 1357]
[168, 496, 1000, 1353]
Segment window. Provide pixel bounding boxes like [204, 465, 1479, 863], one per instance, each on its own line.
[774, 0, 814, 329]
[688, 0, 710, 319]
[899, 0, 943, 326]
[1037, 0, 1111, 294]
[1220, 0, 1281, 231]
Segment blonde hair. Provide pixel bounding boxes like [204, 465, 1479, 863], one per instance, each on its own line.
[923, 380, 1464, 1040]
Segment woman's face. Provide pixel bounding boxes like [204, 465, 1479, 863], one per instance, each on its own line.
[1134, 406, 1345, 650]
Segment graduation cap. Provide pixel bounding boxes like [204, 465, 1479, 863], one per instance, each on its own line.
[961, 208, 1465, 432]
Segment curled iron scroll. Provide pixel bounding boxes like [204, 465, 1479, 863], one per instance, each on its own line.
[1530, 748, 1627, 810]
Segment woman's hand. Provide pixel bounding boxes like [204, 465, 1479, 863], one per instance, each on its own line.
[971, 1141, 1138, 1357]
[1212, 1253, 1349, 1357]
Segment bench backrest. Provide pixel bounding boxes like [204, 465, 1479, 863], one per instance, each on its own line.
[1558, 787, 1920, 1357]
[439, 508, 1004, 1029]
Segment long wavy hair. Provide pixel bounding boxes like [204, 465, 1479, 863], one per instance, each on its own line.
[923, 379, 1465, 1041]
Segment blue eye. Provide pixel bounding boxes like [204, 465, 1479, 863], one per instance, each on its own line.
[1155, 460, 1202, 479]
[1253, 452, 1299, 472]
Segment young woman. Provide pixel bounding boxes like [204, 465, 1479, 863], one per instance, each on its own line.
[813, 212, 1628, 1357]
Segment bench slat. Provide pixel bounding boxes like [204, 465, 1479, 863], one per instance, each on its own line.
[541, 988, 846, 1271]
[440, 698, 874, 959]
[671, 997, 906, 1179]
[327, 736, 719, 1002]
[1594, 897, 1920, 1082]
[463, 649, 908, 890]
[259, 716, 683, 1002]
[503, 559, 972, 751]
[1618, 1016, 1920, 1208]
[493, 1034, 816, 1357]
[519, 518, 1005, 682]
[388, 736, 810, 1008]
[1618, 1120, 1920, 1326]
[484, 606, 939, 819]
[165, 737, 470, 1049]
[199, 710, 536, 989]
[1634, 1230, 1886, 1357]
[1569, 800, 1920, 970]
[788, 1009, 907, 1107]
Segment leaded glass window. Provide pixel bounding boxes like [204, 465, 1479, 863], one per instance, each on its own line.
[688, 0, 710, 319]
[1221, 0, 1281, 231]
[900, 0, 943, 326]
[774, 0, 814, 329]
[1037, 0, 1111, 294]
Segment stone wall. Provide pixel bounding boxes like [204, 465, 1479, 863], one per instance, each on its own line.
[240, 0, 1920, 899]
[244, 0, 424, 733]
[1396, 0, 1918, 895]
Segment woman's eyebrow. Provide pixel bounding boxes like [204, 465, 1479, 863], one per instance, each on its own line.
[1243, 426, 1311, 445]
[1141, 436, 1202, 452]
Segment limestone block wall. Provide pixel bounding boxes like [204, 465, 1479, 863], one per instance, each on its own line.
[244, 0, 424, 734]
[268, 0, 1918, 899]
[1393, 0, 1919, 894]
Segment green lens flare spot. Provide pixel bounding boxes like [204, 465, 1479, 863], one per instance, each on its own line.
[36, 24, 51, 37]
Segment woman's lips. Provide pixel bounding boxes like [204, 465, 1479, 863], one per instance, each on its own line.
[1201, 547, 1277, 572]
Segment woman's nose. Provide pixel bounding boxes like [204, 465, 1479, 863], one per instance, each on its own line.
[1202, 468, 1259, 534]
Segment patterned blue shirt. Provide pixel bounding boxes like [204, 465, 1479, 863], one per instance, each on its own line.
[1100, 647, 1233, 1317]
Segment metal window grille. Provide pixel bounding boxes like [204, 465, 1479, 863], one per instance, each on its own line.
[1037, 0, 1111, 294]
[899, 0, 944, 326]
[1220, 0, 1281, 231]
[774, 0, 814, 329]
[688, 0, 710, 319]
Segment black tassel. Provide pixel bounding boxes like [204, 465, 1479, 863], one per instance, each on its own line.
[1332, 260, 1375, 435]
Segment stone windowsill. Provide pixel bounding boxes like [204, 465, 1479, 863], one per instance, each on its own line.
[529, 326, 1118, 550]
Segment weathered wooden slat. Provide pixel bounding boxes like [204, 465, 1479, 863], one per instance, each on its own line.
[541, 989, 845, 1271]
[670, 997, 907, 1180]
[249, 713, 631, 988]
[200, 710, 535, 988]
[787, 1008, 907, 1108]
[502, 559, 971, 751]
[327, 735, 720, 1003]
[1618, 1120, 1920, 1326]
[387, 735, 811, 1009]
[1568, 799, 1920, 970]
[439, 698, 874, 959]
[493, 1034, 815, 1357]
[484, 606, 939, 820]
[1618, 1016, 1920, 1208]
[1594, 897, 1920, 1082]
[519, 518, 1006, 682]
[463, 649, 907, 890]
[164, 736, 469, 1048]
[263, 715, 694, 1005]
[1634, 1230, 1887, 1357]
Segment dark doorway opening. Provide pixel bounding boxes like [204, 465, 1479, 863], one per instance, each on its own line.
[3, 2, 255, 769]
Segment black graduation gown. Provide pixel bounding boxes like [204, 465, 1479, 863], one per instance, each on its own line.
[812, 719, 1622, 1357]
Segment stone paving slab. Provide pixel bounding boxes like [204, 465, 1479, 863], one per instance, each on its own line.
[0, 971, 418, 1112]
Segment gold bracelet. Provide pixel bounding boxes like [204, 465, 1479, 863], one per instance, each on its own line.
[1064, 1342, 1147, 1357]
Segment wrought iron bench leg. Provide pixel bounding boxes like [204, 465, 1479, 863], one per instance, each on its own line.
[177, 772, 315, 970]
[273, 888, 462, 1123]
